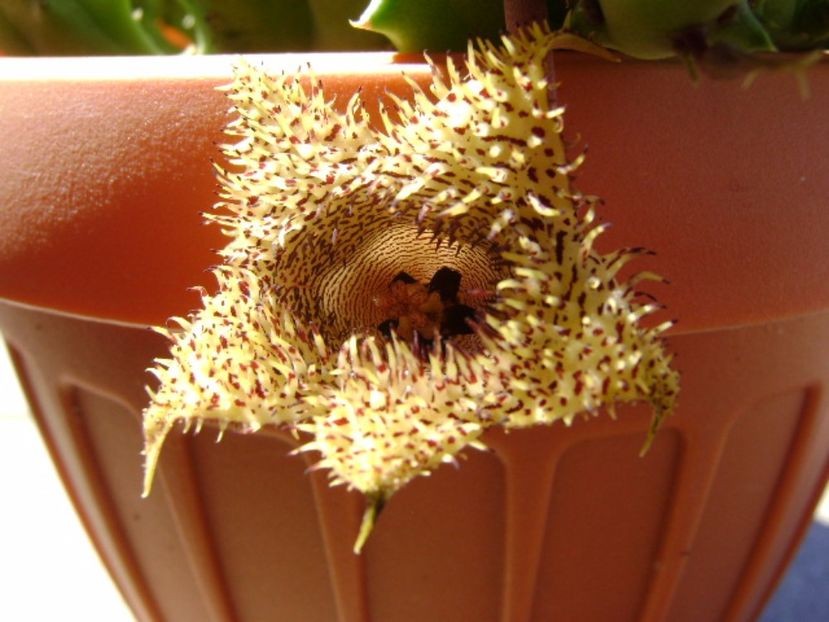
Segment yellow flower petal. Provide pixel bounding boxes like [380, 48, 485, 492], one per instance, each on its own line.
[142, 266, 330, 495]
[143, 23, 679, 551]
[297, 336, 488, 497]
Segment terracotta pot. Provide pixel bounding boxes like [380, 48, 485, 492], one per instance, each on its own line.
[1, 53, 827, 622]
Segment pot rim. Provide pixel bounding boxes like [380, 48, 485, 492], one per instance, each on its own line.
[0, 51, 427, 82]
[1, 48, 823, 82]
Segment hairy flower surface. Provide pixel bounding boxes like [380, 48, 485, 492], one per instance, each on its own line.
[143, 23, 679, 551]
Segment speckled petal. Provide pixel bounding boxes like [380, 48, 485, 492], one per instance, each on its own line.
[143, 24, 680, 549]
[297, 336, 490, 497]
[142, 266, 330, 495]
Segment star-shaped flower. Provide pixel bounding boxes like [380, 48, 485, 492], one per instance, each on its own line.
[142, 22, 679, 552]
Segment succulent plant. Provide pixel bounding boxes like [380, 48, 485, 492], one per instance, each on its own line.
[0, 0, 387, 55]
[4, 0, 829, 58]
[350, 0, 507, 52]
[565, 0, 775, 59]
[352, 0, 829, 59]
[754, 0, 829, 50]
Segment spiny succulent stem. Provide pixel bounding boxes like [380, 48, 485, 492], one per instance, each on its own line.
[353, 492, 387, 554]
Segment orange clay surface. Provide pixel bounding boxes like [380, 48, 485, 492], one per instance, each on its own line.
[0, 53, 828, 332]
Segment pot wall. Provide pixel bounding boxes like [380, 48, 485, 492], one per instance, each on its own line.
[1, 302, 828, 621]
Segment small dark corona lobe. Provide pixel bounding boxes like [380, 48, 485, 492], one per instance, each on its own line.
[428, 266, 462, 301]
[373, 266, 486, 357]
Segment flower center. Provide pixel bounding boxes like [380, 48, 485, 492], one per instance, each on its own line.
[375, 267, 478, 353]
[295, 223, 504, 350]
